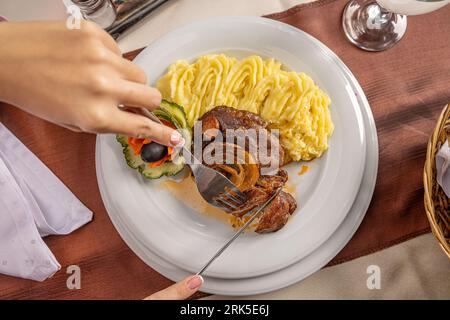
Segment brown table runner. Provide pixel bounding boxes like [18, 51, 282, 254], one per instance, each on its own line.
[0, 0, 449, 299]
[265, 0, 450, 264]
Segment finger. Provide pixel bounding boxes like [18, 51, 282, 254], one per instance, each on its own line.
[84, 37, 146, 84]
[81, 20, 122, 56]
[144, 275, 204, 300]
[113, 80, 162, 110]
[111, 56, 148, 84]
[101, 35, 121, 56]
[107, 108, 184, 147]
[90, 24, 122, 56]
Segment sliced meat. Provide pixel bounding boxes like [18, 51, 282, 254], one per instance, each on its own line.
[256, 128, 285, 169]
[195, 106, 297, 233]
[283, 191, 298, 215]
[199, 106, 284, 167]
[201, 114, 220, 140]
[229, 187, 270, 217]
[256, 170, 288, 192]
[230, 185, 297, 233]
[255, 191, 297, 233]
[199, 106, 266, 131]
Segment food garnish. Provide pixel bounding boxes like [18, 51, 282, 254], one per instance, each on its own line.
[116, 100, 191, 179]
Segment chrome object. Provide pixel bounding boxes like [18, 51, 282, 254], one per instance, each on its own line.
[196, 188, 283, 276]
[72, 0, 117, 28]
[106, 0, 170, 39]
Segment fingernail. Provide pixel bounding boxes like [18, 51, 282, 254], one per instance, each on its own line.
[186, 275, 204, 290]
[170, 131, 183, 146]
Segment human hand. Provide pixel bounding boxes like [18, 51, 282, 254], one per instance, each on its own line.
[144, 275, 204, 300]
[0, 21, 182, 146]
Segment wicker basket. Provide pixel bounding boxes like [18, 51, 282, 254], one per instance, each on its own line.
[424, 103, 450, 259]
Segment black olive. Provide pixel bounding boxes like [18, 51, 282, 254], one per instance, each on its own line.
[140, 142, 168, 163]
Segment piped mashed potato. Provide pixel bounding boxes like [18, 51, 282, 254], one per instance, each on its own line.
[157, 54, 334, 161]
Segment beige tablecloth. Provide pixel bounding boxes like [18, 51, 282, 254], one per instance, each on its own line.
[206, 233, 450, 299]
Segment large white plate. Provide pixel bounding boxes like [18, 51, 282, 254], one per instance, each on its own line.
[96, 32, 378, 295]
[96, 17, 366, 278]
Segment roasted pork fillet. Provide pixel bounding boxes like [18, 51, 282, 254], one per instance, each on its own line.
[196, 106, 297, 233]
[199, 106, 285, 167]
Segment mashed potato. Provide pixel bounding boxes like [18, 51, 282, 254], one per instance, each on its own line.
[157, 54, 334, 161]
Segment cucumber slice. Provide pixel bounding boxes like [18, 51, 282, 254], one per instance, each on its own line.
[116, 100, 192, 179]
[138, 160, 184, 179]
[153, 108, 182, 129]
[160, 99, 189, 130]
[116, 134, 145, 169]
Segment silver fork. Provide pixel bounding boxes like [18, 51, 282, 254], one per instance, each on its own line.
[140, 108, 247, 211]
[197, 187, 282, 276]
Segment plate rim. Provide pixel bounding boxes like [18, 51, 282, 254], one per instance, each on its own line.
[96, 16, 369, 279]
[95, 25, 378, 294]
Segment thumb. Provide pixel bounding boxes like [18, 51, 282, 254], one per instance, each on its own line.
[144, 275, 204, 300]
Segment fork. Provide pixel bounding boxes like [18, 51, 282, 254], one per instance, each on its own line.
[197, 187, 282, 276]
[140, 108, 247, 211]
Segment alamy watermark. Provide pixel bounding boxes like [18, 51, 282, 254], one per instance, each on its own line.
[366, 265, 381, 290]
[66, 265, 81, 290]
[66, 4, 83, 30]
[171, 123, 282, 175]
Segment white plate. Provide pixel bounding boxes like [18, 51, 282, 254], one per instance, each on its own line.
[96, 17, 366, 278]
[96, 32, 378, 295]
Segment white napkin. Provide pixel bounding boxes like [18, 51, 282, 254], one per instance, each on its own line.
[0, 123, 93, 281]
[436, 140, 450, 198]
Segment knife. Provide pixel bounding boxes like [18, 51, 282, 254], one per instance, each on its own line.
[106, 0, 170, 40]
[196, 187, 283, 276]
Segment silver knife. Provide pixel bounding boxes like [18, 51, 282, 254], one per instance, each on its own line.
[196, 187, 283, 276]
